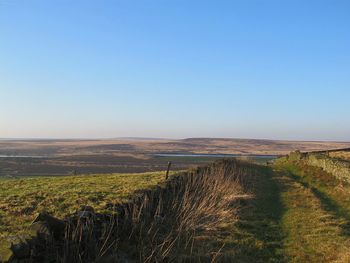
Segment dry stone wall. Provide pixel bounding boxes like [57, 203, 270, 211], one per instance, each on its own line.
[305, 153, 350, 183]
[280, 150, 350, 183]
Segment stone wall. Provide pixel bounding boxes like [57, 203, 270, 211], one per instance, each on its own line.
[305, 153, 350, 183]
[278, 150, 350, 183]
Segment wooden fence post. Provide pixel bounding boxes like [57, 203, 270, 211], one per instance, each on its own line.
[165, 161, 172, 180]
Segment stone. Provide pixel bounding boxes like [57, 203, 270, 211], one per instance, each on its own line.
[29, 221, 51, 237]
[306, 153, 350, 183]
[10, 241, 30, 259]
[32, 212, 66, 238]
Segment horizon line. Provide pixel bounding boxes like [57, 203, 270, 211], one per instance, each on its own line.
[0, 136, 350, 143]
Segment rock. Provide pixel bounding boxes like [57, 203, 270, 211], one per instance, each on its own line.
[32, 212, 66, 238]
[10, 242, 30, 259]
[29, 221, 51, 237]
[306, 153, 350, 183]
[5, 236, 31, 260]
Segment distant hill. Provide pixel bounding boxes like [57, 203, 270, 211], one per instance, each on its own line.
[1, 137, 350, 156]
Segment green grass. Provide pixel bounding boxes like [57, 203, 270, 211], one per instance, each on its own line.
[204, 161, 350, 262]
[282, 163, 350, 224]
[220, 166, 286, 263]
[0, 171, 170, 238]
[274, 163, 350, 262]
[183, 166, 286, 262]
[2, 160, 350, 262]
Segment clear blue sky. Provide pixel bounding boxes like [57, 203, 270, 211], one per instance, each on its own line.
[1, 0, 349, 140]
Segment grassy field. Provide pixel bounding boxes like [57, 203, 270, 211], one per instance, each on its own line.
[1, 159, 256, 262]
[2, 157, 350, 262]
[0, 171, 170, 238]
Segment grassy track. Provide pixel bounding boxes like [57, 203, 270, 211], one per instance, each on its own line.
[0, 171, 170, 237]
[274, 163, 350, 262]
[191, 166, 286, 262]
[222, 166, 286, 262]
[218, 162, 350, 262]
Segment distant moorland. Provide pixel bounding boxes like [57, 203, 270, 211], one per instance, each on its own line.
[1, 138, 350, 176]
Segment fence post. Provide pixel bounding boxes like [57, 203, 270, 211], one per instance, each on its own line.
[165, 161, 172, 180]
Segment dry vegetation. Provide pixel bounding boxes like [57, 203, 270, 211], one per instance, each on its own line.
[1, 138, 350, 157]
[54, 156, 350, 263]
[1, 159, 257, 262]
[2, 152, 350, 262]
[2, 138, 349, 177]
[329, 150, 350, 161]
[45, 160, 256, 262]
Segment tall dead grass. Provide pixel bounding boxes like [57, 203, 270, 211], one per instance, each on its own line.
[131, 159, 252, 262]
[35, 159, 256, 262]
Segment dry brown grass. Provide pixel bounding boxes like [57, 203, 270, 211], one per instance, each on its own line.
[133, 160, 250, 262]
[31, 159, 255, 262]
[329, 151, 350, 161]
